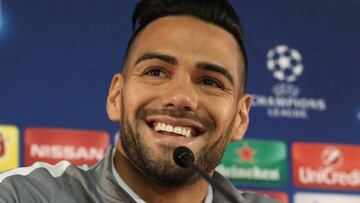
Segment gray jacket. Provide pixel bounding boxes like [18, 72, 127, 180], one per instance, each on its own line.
[0, 147, 279, 203]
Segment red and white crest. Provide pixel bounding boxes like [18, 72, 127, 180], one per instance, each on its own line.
[321, 146, 343, 169]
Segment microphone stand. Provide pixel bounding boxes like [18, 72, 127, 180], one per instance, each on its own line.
[178, 149, 242, 203]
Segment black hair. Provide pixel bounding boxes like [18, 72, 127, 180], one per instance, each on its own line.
[124, 0, 248, 89]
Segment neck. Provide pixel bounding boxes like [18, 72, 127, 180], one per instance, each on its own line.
[114, 144, 210, 203]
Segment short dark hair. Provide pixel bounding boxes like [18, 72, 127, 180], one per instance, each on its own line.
[123, 0, 248, 89]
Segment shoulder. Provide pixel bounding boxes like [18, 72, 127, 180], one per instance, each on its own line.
[0, 161, 90, 202]
[0, 160, 79, 184]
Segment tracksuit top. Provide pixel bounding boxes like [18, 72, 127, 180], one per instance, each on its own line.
[0, 146, 279, 203]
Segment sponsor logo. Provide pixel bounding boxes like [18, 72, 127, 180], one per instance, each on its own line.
[321, 146, 343, 169]
[0, 125, 19, 172]
[30, 144, 105, 161]
[266, 45, 303, 83]
[0, 132, 5, 158]
[217, 139, 288, 186]
[293, 142, 360, 191]
[247, 190, 289, 203]
[294, 192, 360, 203]
[24, 128, 110, 166]
[251, 44, 328, 119]
[237, 143, 256, 163]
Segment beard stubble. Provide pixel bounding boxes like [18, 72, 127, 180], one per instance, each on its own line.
[120, 104, 236, 187]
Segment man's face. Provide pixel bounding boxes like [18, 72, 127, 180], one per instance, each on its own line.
[108, 16, 251, 186]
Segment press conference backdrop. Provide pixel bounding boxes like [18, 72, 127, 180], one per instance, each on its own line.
[0, 0, 359, 203]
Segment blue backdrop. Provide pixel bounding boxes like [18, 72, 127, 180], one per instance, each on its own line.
[1, 0, 359, 202]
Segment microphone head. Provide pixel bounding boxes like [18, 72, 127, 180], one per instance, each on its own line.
[173, 146, 195, 168]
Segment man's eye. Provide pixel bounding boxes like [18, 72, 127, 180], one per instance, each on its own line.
[201, 78, 222, 88]
[145, 69, 167, 78]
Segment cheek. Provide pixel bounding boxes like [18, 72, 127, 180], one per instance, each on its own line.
[122, 81, 158, 120]
[203, 96, 236, 130]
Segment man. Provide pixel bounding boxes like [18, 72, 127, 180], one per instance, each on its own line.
[0, 0, 279, 202]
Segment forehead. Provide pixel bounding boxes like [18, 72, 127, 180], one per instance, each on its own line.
[127, 16, 244, 86]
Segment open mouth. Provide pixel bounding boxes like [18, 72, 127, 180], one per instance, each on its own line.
[153, 122, 193, 137]
[146, 118, 205, 138]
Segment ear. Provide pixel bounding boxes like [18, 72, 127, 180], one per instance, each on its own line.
[106, 73, 124, 121]
[230, 94, 252, 142]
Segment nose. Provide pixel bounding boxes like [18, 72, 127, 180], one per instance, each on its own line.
[160, 74, 198, 112]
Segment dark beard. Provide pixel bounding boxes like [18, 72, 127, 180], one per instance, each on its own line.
[120, 107, 235, 187]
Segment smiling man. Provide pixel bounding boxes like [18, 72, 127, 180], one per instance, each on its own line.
[107, 15, 249, 202]
[0, 0, 279, 203]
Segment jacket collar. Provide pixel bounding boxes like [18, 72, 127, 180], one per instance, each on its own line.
[93, 146, 250, 203]
[91, 146, 137, 202]
[212, 171, 249, 203]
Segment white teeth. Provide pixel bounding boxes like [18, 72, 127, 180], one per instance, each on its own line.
[181, 128, 187, 136]
[160, 123, 167, 131]
[186, 129, 191, 137]
[153, 122, 193, 137]
[155, 123, 161, 131]
[165, 124, 173, 132]
[174, 127, 181, 134]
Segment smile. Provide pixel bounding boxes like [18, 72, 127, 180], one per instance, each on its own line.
[154, 122, 192, 137]
[145, 115, 206, 139]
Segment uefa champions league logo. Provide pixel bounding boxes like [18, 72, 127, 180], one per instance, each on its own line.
[266, 45, 303, 97]
[266, 45, 303, 83]
[251, 44, 327, 119]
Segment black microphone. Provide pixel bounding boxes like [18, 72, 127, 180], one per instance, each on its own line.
[173, 146, 242, 203]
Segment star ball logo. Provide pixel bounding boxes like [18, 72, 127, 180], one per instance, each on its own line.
[251, 44, 327, 119]
[267, 45, 303, 83]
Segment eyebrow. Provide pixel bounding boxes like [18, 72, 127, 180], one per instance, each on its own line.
[134, 52, 234, 85]
[196, 62, 234, 85]
[135, 52, 177, 66]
